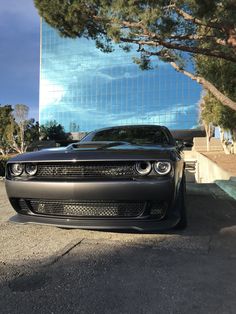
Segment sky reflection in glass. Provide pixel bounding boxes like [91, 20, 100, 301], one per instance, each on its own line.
[40, 21, 201, 132]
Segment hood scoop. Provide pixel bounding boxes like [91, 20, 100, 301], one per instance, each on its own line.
[67, 141, 130, 151]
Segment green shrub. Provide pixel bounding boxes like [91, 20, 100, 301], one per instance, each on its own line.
[0, 157, 9, 177]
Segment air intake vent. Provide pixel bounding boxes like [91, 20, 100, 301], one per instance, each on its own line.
[28, 199, 145, 218]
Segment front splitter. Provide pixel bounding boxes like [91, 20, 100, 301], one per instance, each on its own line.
[10, 213, 180, 232]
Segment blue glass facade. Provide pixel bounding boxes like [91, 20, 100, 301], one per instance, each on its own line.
[40, 20, 201, 132]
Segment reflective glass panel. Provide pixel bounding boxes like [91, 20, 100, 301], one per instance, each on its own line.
[40, 21, 202, 132]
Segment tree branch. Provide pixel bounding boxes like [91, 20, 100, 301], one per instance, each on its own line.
[102, 12, 235, 61]
[171, 5, 224, 30]
[170, 61, 236, 111]
[169, 34, 227, 46]
[119, 36, 236, 63]
[170, 4, 236, 50]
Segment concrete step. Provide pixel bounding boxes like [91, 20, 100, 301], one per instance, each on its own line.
[193, 137, 223, 152]
[185, 160, 197, 183]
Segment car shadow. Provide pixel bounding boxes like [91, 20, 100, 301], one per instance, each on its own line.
[86, 183, 236, 237]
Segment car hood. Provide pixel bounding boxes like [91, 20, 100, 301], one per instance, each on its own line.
[8, 142, 177, 162]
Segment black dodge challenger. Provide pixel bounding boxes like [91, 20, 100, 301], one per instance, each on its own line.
[5, 125, 187, 231]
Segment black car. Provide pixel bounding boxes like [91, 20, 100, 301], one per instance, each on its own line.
[5, 125, 187, 231]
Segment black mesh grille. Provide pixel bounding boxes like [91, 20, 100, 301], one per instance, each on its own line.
[18, 199, 29, 212]
[26, 199, 145, 217]
[36, 162, 136, 178]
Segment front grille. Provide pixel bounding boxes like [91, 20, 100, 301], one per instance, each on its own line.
[24, 199, 145, 218]
[36, 162, 136, 178]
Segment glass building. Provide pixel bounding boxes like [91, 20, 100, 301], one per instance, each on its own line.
[40, 20, 202, 132]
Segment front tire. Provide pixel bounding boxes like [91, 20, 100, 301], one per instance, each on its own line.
[174, 175, 187, 230]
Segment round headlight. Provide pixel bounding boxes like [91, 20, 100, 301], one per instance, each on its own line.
[25, 163, 38, 176]
[154, 161, 171, 175]
[135, 161, 152, 176]
[10, 163, 23, 176]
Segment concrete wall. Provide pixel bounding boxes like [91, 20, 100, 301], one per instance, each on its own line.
[195, 152, 232, 183]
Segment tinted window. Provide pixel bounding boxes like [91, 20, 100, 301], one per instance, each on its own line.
[83, 127, 170, 145]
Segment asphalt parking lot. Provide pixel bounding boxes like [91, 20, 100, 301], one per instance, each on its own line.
[0, 181, 236, 314]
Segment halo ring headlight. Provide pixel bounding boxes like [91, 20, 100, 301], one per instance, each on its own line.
[135, 161, 152, 176]
[154, 161, 171, 175]
[25, 163, 38, 176]
[10, 163, 23, 176]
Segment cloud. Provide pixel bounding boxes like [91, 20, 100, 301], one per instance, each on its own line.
[42, 39, 142, 85]
[106, 103, 198, 128]
[40, 99, 199, 131]
[40, 21, 168, 92]
[40, 79, 65, 108]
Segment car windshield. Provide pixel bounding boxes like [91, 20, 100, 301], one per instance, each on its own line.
[82, 126, 170, 145]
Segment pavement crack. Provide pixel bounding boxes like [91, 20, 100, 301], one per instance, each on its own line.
[207, 236, 213, 254]
[46, 238, 84, 267]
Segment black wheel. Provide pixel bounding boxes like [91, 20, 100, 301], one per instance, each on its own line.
[174, 175, 187, 230]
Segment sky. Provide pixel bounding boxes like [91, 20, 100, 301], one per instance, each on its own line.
[0, 0, 40, 119]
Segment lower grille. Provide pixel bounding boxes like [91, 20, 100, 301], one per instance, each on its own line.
[22, 199, 146, 218]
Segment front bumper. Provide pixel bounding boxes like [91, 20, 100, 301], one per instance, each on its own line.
[6, 178, 174, 201]
[6, 178, 180, 231]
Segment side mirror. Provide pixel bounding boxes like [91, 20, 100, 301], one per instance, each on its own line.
[175, 140, 185, 150]
[175, 139, 193, 150]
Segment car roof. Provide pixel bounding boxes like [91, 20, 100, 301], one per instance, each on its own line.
[92, 125, 166, 132]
